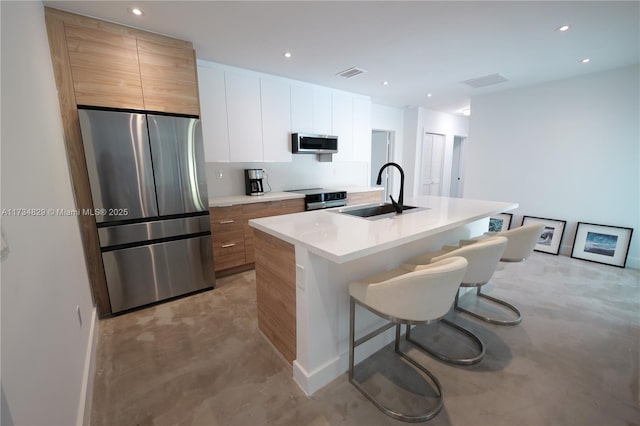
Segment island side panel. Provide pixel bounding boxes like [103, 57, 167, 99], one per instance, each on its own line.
[254, 229, 296, 364]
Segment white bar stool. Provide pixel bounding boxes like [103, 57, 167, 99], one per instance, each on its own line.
[403, 236, 507, 364]
[349, 257, 468, 423]
[457, 223, 545, 325]
[461, 222, 545, 262]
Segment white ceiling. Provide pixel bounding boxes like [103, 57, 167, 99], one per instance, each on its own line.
[44, 1, 639, 115]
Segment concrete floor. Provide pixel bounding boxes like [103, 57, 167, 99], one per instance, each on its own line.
[91, 253, 640, 425]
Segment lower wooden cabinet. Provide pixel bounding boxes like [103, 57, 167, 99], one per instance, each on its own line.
[210, 205, 246, 271]
[346, 190, 384, 206]
[210, 198, 304, 274]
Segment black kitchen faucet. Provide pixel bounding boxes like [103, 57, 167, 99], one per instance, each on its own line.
[376, 162, 404, 214]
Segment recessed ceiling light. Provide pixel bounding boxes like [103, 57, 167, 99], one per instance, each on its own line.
[383, 81, 389, 86]
[426, 93, 432, 98]
[283, 52, 292, 59]
[580, 58, 591, 64]
[556, 24, 571, 32]
[130, 7, 143, 16]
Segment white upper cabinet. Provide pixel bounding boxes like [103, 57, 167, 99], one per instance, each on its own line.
[198, 66, 230, 162]
[225, 71, 263, 162]
[261, 78, 292, 162]
[353, 96, 372, 163]
[290, 85, 332, 135]
[291, 85, 313, 133]
[197, 60, 371, 164]
[312, 87, 333, 135]
[331, 91, 354, 162]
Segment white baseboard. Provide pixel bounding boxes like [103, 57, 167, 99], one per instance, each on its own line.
[293, 356, 342, 396]
[76, 307, 98, 426]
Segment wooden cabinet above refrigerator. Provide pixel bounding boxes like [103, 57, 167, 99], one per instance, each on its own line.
[48, 7, 199, 116]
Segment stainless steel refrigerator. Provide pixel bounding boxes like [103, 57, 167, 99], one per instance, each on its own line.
[78, 107, 215, 314]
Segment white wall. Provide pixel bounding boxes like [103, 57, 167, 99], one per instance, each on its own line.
[422, 109, 470, 197]
[465, 65, 640, 268]
[402, 107, 470, 197]
[1, 2, 96, 425]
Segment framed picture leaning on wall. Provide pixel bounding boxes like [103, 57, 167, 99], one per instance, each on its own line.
[489, 213, 513, 232]
[571, 222, 633, 268]
[521, 216, 566, 255]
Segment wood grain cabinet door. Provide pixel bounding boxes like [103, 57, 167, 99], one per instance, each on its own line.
[64, 23, 144, 109]
[136, 37, 200, 116]
[243, 199, 304, 264]
[346, 191, 383, 206]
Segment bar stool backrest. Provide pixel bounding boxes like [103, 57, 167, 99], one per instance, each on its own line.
[358, 257, 468, 322]
[489, 223, 545, 261]
[428, 236, 508, 285]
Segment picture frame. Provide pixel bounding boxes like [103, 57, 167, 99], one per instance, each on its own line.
[571, 222, 633, 268]
[521, 216, 566, 255]
[488, 213, 512, 232]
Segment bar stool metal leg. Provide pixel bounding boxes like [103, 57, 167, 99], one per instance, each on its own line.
[405, 318, 485, 365]
[454, 287, 522, 326]
[348, 297, 444, 423]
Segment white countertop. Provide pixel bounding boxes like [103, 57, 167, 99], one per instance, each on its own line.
[249, 196, 517, 264]
[208, 192, 304, 207]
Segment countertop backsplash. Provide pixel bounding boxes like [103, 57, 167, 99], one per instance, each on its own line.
[205, 155, 369, 197]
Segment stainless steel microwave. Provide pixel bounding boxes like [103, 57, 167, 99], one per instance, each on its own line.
[291, 133, 338, 154]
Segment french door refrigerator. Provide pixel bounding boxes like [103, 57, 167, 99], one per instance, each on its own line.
[78, 107, 215, 314]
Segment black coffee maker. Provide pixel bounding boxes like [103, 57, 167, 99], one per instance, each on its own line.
[244, 169, 265, 196]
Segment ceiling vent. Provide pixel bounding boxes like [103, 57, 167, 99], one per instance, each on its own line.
[337, 67, 367, 78]
[461, 73, 508, 89]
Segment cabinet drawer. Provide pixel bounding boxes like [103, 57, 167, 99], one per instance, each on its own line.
[211, 218, 243, 235]
[210, 206, 244, 234]
[212, 230, 245, 271]
[211, 205, 243, 221]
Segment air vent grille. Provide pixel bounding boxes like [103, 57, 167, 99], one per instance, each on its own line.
[461, 73, 508, 88]
[337, 67, 367, 78]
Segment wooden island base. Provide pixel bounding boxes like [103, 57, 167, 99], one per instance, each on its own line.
[254, 229, 296, 364]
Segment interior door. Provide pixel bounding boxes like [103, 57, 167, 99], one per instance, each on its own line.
[419, 133, 445, 196]
[449, 136, 466, 197]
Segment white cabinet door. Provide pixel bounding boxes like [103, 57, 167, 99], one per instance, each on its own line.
[198, 66, 229, 162]
[313, 87, 333, 135]
[261, 79, 292, 162]
[225, 71, 263, 162]
[352, 96, 372, 163]
[331, 92, 353, 162]
[291, 85, 332, 136]
[291, 84, 313, 133]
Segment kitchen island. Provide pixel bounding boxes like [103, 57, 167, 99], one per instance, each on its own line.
[249, 195, 517, 395]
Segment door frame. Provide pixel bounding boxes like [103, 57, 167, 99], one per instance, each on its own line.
[370, 129, 395, 200]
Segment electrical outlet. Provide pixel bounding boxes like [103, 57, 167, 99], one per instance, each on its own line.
[217, 169, 223, 179]
[76, 305, 83, 326]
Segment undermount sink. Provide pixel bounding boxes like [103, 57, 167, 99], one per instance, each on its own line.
[336, 203, 427, 220]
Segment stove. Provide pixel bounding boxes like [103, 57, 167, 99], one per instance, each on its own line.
[287, 188, 348, 211]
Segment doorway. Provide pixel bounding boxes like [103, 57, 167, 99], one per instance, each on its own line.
[370, 130, 393, 199]
[419, 132, 445, 196]
[449, 136, 466, 198]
